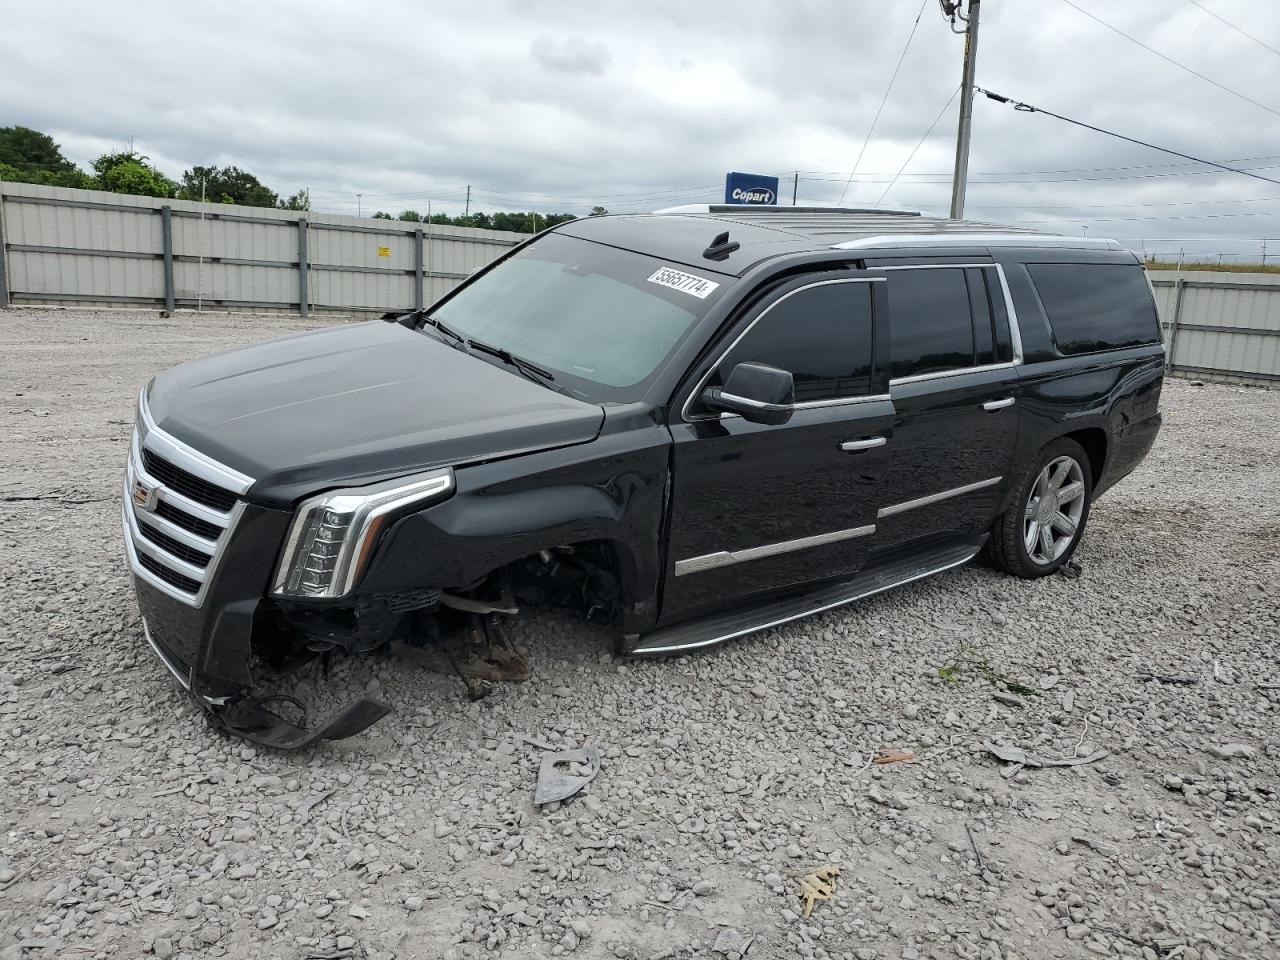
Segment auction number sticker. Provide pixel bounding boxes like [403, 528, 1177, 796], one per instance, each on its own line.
[647, 267, 719, 299]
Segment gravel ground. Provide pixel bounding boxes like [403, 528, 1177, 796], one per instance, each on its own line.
[1, 308, 1277, 960]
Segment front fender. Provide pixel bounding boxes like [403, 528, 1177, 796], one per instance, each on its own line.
[355, 423, 671, 629]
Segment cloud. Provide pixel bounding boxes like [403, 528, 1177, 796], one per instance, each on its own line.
[2, 0, 1278, 257]
[531, 36, 611, 75]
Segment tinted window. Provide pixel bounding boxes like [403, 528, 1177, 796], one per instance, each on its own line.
[967, 268, 995, 366]
[887, 268, 975, 378]
[1028, 263, 1161, 355]
[715, 280, 874, 403]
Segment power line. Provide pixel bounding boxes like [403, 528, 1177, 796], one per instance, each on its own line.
[1060, 0, 1280, 119]
[1185, 0, 1280, 59]
[976, 87, 1280, 187]
[796, 154, 1280, 178]
[875, 86, 963, 208]
[838, 0, 929, 205]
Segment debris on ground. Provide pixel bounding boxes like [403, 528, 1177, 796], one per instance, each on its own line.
[712, 927, 754, 956]
[965, 823, 987, 875]
[797, 865, 840, 919]
[873, 749, 915, 765]
[983, 742, 1109, 777]
[1138, 671, 1200, 685]
[297, 790, 334, 822]
[1071, 833, 1120, 857]
[533, 744, 601, 805]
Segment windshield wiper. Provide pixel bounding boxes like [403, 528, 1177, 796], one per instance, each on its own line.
[419, 314, 468, 350]
[467, 339, 572, 395]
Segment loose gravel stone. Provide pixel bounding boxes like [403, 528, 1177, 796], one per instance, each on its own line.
[1, 309, 1277, 959]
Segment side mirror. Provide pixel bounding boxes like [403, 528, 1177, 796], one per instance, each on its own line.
[701, 362, 795, 426]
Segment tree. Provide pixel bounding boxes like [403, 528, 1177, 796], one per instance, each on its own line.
[589, 206, 608, 217]
[0, 126, 93, 188]
[397, 210, 423, 222]
[278, 188, 310, 211]
[373, 211, 392, 219]
[178, 165, 278, 207]
[91, 150, 176, 198]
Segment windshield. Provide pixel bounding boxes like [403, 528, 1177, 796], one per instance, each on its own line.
[429, 233, 725, 401]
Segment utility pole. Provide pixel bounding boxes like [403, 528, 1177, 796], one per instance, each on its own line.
[465, 185, 471, 217]
[945, 0, 982, 219]
[357, 193, 362, 217]
[792, 172, 799, 206]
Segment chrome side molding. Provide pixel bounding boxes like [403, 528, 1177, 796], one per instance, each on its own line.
[674, 523, 876, 577]
[877, 476, 1002, 519]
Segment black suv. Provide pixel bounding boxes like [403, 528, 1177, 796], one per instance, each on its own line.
[122, 207, 1164, 747]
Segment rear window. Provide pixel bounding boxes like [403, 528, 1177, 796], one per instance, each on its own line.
[1027, 263, 1161, 356]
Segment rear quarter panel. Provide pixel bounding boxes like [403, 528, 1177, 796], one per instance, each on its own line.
[999, 253, 1164, 500]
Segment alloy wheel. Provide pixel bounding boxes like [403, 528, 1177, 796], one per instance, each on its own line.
[1023, 455, 1086, 565]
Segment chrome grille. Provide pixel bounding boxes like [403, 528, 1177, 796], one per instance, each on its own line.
[122, 389, 254, 607]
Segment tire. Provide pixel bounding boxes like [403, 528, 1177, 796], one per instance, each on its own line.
[985, 437, 1093, 579]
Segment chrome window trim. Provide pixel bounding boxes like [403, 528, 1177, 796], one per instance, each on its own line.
[830, 234, 1123, 251]
[881, 262, 1025, 386]
[674, 523, 876, 577]
[138, 388, 254, 495]
[716, 391, 789, 412]
[877, 476, 1003, 519]
[681, 276, 887, 424]
[889, 360, 1019, 387]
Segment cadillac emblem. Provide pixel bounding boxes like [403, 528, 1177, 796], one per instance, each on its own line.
[132, 479, 157, 511]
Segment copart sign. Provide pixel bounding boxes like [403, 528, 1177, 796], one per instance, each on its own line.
[724, 171, 779, 205]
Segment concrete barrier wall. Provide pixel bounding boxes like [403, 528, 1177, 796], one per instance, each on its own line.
[0, 181, 523, 315]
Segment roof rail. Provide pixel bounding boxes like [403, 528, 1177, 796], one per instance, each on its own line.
[653, 204, 921, 217]
[830, 233, 1124, 251]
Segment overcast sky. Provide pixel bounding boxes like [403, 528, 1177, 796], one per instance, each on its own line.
[5, 0, 1279, 259]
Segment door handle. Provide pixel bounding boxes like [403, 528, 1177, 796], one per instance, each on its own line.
[840, 437, 887, 452]
[982, 397, 1016, 412]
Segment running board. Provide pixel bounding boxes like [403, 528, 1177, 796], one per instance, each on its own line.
[628, 539, 984, 656]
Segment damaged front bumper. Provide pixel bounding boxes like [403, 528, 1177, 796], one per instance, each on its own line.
[122, 393, 390, 749]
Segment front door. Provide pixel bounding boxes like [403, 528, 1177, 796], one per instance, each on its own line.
[872, 263, 1022, 552]
[661, 273, 894, 624]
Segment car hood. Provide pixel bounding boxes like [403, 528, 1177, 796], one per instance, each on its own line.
[146, 320, 605, 507]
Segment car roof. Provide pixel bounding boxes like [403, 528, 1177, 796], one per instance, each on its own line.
[555, 206, 1125, 277]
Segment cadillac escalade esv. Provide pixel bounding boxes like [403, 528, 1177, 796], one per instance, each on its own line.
[122, 207, 1164, 747]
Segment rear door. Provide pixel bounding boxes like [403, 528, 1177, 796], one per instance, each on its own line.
[660, 273, 894, 623]
[871, 263, 1022, 552]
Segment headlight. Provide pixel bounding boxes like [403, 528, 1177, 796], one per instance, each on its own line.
[272, 468, 454, 599]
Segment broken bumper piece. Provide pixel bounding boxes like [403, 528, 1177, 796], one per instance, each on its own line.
[137, 599, 391, 750]
[212, 695, 392, 751]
